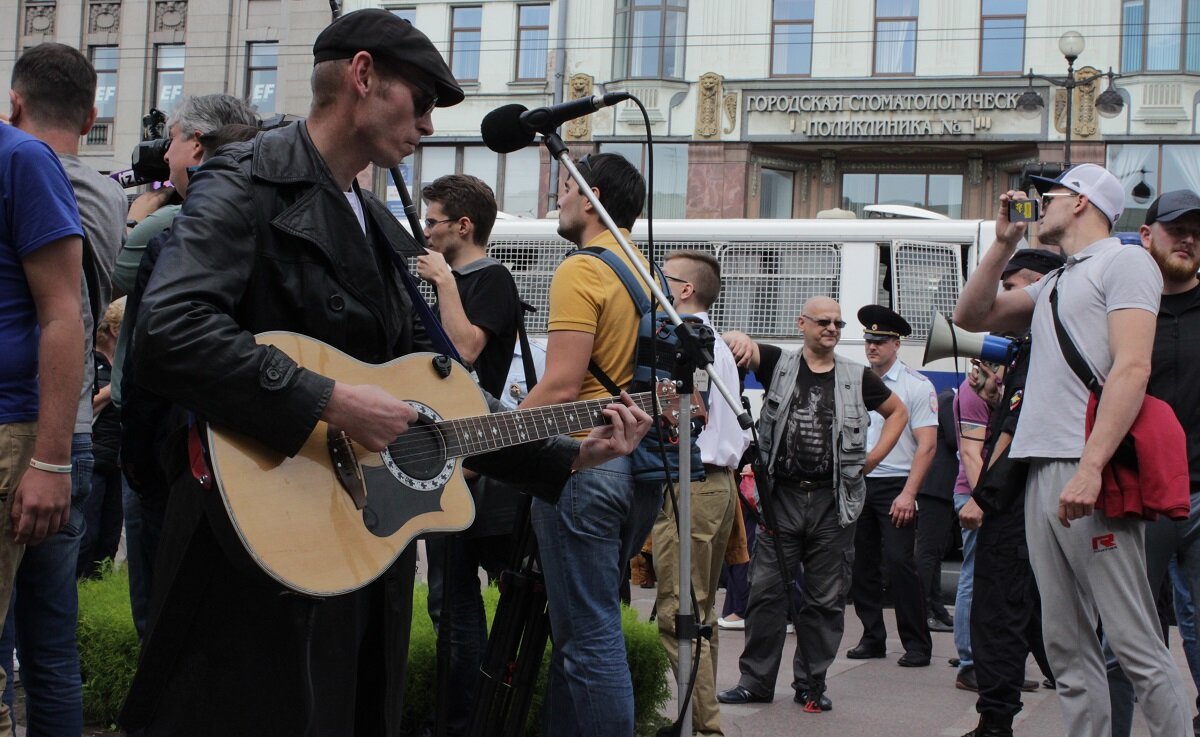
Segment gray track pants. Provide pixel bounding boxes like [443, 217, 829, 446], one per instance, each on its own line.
[1024, 459, 1190, 737]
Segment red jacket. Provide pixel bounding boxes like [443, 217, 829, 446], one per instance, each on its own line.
[1086, 392, 1191, 521]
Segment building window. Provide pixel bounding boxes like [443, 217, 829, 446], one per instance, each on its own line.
[980, 0, 1026, 74]
[1107, 143, 1200, 230]
[450, 6, 482, 81]
[759, 169, 795, 217]
[874, 0, 918, 75]
[598, 142, 689, 217]
[154, 44, 185, 115]
[91, 46, 118, 122]
[615, 0, 687, 80]
[386, 6, 416, 23]
[771, 0, 814, 76]
[1122, 0, 1200, 72]
[403, 145, 543, 218]
[516, 4, 550, 81]
[841, 172, 962, 218]
[246, 42, 278, 116]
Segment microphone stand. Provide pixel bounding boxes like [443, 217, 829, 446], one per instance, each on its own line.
[540, 131, 751, 736]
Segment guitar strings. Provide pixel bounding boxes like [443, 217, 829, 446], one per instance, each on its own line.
[379, 393, 660, 465]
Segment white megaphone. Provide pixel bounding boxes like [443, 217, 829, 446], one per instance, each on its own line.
[923, 312, 1014, 365]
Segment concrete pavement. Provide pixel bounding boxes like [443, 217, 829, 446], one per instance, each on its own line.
[629, 584, 1196, 737]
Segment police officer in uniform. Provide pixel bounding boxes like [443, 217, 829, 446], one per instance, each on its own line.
[846, 305, 937, 667]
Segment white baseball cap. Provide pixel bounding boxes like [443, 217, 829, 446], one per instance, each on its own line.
[1029, 163, 1125, 226]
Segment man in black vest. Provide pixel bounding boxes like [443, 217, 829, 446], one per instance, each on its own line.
[717, 297, 906, 710]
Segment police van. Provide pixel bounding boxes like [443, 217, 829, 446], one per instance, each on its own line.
[454, 214, 1007, 408]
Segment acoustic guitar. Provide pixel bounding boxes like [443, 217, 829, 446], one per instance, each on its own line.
[206, 331, 678, 597]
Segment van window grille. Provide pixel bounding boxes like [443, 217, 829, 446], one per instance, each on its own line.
[890, 240, 963, 341]
[715, 243, 841, 337]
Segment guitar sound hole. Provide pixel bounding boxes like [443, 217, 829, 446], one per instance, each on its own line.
[388, 420, 447, 481]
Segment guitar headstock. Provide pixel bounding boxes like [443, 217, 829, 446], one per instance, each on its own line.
[651, 379, 707, 430]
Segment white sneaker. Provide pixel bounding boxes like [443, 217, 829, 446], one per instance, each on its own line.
[717, 616, 745, 630]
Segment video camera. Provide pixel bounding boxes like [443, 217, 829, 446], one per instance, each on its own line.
[110, 109, 170, 188]
[112, 109, 302, 189]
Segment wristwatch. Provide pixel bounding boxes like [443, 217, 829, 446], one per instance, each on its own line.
[126, 218, 139, 228]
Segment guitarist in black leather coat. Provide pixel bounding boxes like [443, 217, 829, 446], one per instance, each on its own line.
[118, 11, 650, 737]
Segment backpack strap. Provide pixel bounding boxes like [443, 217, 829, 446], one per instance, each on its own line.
[1047, 268, 1104, 396]
[568, 246, 668, 395]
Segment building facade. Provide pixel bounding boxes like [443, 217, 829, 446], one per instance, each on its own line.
[4, 0, 1199, 231]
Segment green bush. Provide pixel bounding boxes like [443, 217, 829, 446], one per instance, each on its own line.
[76, 563, 139, 728]
[404, 584, 671, 736]
[75, 572, 671, 735]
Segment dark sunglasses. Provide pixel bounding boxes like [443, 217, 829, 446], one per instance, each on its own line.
[803, 314, 847, 329]
[403, 77, 439, 118]
[1040, 192, 1078, 211]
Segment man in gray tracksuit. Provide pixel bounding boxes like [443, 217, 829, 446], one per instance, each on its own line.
[955, 164, 1190, 737]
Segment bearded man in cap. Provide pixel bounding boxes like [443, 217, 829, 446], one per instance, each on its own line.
[846, 305, 937, 668]
[1107, 189, 1200, 737]
[955, 164, 1190, 737]
[117, 11, 650, 736]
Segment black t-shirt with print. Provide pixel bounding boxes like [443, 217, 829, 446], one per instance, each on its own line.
[756, 343, 891, 483]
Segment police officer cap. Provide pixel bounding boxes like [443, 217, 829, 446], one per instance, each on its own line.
[313, 9, 465, 107]
[1001, 248, 1065, 278]
[858, 305, 912, 342]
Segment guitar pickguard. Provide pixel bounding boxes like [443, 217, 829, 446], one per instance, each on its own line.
[369, 401, 456, 537]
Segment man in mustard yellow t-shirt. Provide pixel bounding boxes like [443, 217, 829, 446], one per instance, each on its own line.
[519, 153, 654, 737]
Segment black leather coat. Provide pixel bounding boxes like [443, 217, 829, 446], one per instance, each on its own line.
[133, 121, 423, 457]
[121, 122, 577, 737]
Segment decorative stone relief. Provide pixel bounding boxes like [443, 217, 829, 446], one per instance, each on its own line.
[967, 156, 983, 186]
[25, 3, 56, 35]
[564, 73, 593, 141]
[1053, 66, 1099, 138]
[820, 155, 836, 185]
[694, 72, 722, 139]
[89, 2, 120, 33]
[154, 0, 186, 31]
[722, 92, 737, 134]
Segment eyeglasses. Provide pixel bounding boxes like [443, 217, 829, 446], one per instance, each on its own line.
[423, 218, 455, 229]
[663, 275, 689, 285]
[402, 77, 439, 118]
[1040, 192, 1079, 210]
[802, 315, 846, 330]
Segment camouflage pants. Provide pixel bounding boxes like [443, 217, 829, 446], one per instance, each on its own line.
[0, 422, 36, 737]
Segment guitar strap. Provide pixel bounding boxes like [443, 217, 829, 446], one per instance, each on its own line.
[379, 233, 464, 364]
[517, 300, 539, 393]
[360, 194, 463, 363]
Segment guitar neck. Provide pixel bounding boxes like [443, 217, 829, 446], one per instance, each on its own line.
[436, 392, 656, 458]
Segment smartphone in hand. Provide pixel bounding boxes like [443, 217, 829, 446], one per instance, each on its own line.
[1007, 198, 1040, 222]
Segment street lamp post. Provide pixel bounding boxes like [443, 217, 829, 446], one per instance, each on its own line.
[1015, 31, 1126, 168]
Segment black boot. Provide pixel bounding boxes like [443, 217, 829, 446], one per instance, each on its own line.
[960, 713, 1013, 737]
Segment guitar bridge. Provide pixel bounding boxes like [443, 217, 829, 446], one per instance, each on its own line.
[327, 426, 367, 509]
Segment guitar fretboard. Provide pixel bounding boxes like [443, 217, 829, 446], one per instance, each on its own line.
[435, 392, 657, 458]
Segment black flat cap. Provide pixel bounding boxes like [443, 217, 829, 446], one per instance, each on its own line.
[858, 305, 912, 342]
[313, 9, 464, 107]
[1002, 248, 1065, 278]
[1145, 190, 1200, 226]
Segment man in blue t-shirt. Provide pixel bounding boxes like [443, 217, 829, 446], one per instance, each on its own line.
[0, 120, 85, 736]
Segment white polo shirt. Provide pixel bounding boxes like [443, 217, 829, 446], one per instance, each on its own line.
[867, 359, 939, 478]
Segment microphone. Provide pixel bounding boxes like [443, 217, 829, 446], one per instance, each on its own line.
[481, 92, 632, 153]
